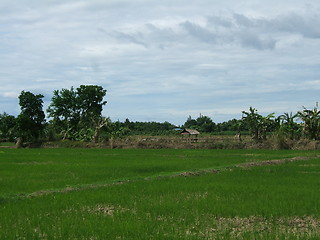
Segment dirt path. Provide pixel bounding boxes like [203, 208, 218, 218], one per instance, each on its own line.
[171, 156, 316, 178]
[238, 156, 312, 167]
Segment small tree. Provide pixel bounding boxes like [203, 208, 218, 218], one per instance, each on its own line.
[92, 117, 110, 143]
[0, 112, 16, 141]
[16, 91, 46, 145]
[242, 107, 274, 140]
[298, 106, 320, 140]
[278, 112, 301, 140]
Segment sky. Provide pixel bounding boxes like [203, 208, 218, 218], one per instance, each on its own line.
[1, 0, 320, 125]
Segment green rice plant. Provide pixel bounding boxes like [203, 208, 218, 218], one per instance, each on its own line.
[0, 148, 309, 197]
[0, 149, 319, 239]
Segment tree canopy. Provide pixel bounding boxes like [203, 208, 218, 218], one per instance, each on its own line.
[47, 85, 107, 141]
[16, 91, 46, 142]
[183, 114, 216, 132]
[0, 112, 16, 141]
[298, 106, 320, 140]
[242, 107, 275, 140]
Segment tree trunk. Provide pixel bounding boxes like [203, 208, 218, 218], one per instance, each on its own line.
[93, 127, 100, 143]
[110, 137, 114, 149]
[16, 137, 23, 148]
[92, 119, 107, 143]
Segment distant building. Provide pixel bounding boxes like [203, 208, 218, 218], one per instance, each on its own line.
[181, 129, 200, 136]
[181, 129, 200, 142]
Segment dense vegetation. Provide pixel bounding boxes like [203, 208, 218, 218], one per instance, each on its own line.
[0, 85, 319, 147]
[0, 148, 319, 239]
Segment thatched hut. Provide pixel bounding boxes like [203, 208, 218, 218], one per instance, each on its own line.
[181, 129, 200, 142]
[181, 129, 200, 136]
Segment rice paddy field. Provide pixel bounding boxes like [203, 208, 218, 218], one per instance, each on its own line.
[0, 148, 319, 239]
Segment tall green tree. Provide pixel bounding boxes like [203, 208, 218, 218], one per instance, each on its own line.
[47, 87, 79, 140]
[76, 85, 107, 128]
[47, 85, 107, 141]
[16, 91, 46, 143]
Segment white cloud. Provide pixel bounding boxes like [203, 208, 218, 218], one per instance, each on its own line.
[1, 92, 19, 98]
[0, 0, 320, 124]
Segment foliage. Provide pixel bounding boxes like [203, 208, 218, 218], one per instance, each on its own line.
[183, 114, 216, 132]
[121, 119, 176, 135]
[278, 112, 301, 140]
[108, 121, 131, 138]
[196, 114, 216, 132]
[47, 85, 107, 141]
[242, 107, 275, 140]
[184, 115, 198, 129]
[16, 91, 46, 142]
[0, 112, 16, 141]
[46, 87, 79, 139]
[183, 115, 247, 134]
[216, 118, 246, 132]
[298, 106, 320, 140]
[76, 85, 107, 127]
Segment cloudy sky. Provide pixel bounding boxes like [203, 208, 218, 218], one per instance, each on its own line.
[1, 0, 320, 125]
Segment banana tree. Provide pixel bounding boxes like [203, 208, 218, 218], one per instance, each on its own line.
[242, 107, 275, 140]
[279, 112, 301, 140]
[298, 106, 320, 140]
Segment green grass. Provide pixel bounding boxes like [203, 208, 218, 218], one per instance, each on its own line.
[1, 148, 307, 197]
[0, 148, 319, 239]
[0, 142, 15, 147]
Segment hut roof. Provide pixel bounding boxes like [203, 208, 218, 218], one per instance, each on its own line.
[181, 129, 200, 135]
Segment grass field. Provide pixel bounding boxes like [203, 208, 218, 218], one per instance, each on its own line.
[0, 148, 319, 239]
[0, 142, 15, 147]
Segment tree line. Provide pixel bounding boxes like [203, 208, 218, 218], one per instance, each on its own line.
[0, 85, 319, 146]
